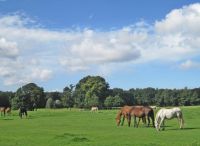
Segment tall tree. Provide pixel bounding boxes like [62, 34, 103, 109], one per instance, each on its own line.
[74, 76, 109, 108]
[12, 83, 45, 109]
[61, 84, 74, 108]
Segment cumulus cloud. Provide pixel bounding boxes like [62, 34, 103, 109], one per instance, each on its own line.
[1, 3, 200, 86]
[153, 3, 200, 61]
[0, 38, 19, 59]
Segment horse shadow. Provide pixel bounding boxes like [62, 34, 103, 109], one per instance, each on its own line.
[167, 127, 200, 131]
[1, 118, 14, 120]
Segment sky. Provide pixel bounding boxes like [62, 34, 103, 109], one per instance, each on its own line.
[1, 0, 200, 91]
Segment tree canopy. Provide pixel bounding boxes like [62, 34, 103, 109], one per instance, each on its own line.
[1, 76, 200, 109]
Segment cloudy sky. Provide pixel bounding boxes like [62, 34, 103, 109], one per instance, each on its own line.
[1, 0, 200, 91]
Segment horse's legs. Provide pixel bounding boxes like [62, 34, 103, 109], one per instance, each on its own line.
[147, 116, 150, 127]
[162, 120, 165, 130]
[180, 117, 184, 129]
[178, 117, 184, 129]
[127, 114, 131, 127]
[19, 112, 22, 119]
[121, 115, 125, 126]
[137, 117, 141, 128]
[179, 113, 184, 129]
[159, 117, 165, 131]
[151, 116, 155, 128]
[134, 116, 137, 127]
[25, 111, 27, 118]
[3, 110, 5, 117]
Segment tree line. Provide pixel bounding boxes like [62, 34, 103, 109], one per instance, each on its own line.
[0, 75, 200, 109]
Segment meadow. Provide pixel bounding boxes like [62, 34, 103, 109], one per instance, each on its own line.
[0, 106, 200, 146]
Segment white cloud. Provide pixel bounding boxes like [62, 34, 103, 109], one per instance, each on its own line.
[1, 3, 200, 86]
[180, 60, 200, 70]
[0, 38, 19, 59]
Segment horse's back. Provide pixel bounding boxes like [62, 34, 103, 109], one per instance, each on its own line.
[157, 107, 182, 119]
[172, 107, 181, 112]
[91, 106, 98, 111]
[121, 106, 134, 113]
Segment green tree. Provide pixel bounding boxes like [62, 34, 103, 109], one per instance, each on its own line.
[12, 83, 45, 109]
[74, 75, 109, 108]
[61, 84, 74, 108]
[104, 95, 124, 108]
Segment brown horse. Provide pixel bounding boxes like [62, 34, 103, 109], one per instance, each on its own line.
[115, 105, 155, 127]
[115, 106, 132, 127]
[130, 106, 155, 127]
[130, 106, 146, 127]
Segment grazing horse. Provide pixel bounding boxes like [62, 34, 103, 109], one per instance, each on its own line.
[91, 106, 98, 112]
[19, 106, 28, 119]
[116, 105, 155, 127]
[0, 107, 6, 117]
[155, 107, 184, 131]
[130, 106, 155, 127]
[5, 107, 11, 116]
[0, 107, 11, 117]
[115, 106, 132, 127]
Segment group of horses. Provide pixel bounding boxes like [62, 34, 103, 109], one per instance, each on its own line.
[116, 105, 184, 131]
[0, 106, 28, 119]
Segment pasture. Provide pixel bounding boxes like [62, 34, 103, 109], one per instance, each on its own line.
[0, 106, 200, 146]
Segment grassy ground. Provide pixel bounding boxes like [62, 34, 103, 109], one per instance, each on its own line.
[0, 106, 200, 146]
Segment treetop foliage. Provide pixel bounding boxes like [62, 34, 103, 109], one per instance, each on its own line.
[1, 76, 200, 109]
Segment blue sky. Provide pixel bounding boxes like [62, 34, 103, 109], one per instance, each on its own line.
[1, 0, 200, 91]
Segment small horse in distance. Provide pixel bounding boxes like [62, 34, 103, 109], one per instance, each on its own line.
[0, 106, 11, 117]
[0, 107, 6, 116]
[155, 107, 184, 131]
[19, 106, 28, 119]
[91, 106, 98, 112]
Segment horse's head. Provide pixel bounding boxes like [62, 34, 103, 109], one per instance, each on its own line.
[115, 111, 122, 126]
[155, 121, 158, 129]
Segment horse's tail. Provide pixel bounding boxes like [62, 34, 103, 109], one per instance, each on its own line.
[149, 109, 155, 127]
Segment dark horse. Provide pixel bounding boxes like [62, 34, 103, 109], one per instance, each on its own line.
[116, 105, 155, 127]
[19, 106, 28, 118]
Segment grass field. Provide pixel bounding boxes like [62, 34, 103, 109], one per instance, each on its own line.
[0, 106, 200, 146]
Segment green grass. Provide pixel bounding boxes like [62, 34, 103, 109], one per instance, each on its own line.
[0, 106, 200, 146]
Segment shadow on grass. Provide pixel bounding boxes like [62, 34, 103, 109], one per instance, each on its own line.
[169, 127, 200, 131]
[1, 118, 14, 120]
[55, 133, 90, 143]
[158, 127, 200, 132]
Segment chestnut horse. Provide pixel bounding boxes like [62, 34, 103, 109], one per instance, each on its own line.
[115, 106, 132, 127]
[115, 105, 155, 127]
[130, 106, 155, 127]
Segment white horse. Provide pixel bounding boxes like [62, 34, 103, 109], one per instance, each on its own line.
[155, 107, 184, 131]
[91, 106, 98, 112]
